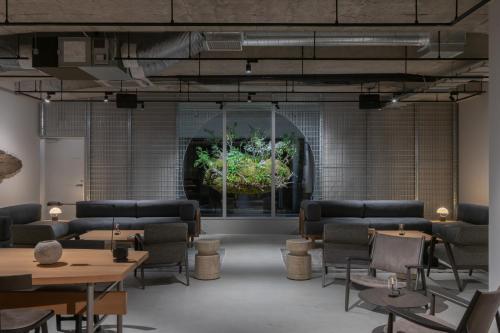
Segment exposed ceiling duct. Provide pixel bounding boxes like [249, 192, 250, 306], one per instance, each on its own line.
[205, 32, 431, 51]
[122, 32, 206, 79]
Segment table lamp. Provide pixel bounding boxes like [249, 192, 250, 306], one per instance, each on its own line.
[436, 207, 449, 222]
[49, 207, 62, 222]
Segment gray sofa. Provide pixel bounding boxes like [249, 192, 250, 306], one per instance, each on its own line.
[69, 200, 201, 242]
[428, 203, 488, 291]
[300, 200, 431, 239]
[0, 203, 70, 247]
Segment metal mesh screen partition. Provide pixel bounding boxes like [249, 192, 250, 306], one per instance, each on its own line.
[416, 103, 457, 219]
[319, 102, 456, 218]
[321, 103, 367, 199]
[131, 103, 177, 200]
[40, 102, 87, 137]
[88, 104, 130, 199]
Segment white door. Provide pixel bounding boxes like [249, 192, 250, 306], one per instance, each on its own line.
[44, 138, 85, 220]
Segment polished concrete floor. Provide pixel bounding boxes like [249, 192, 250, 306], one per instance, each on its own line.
[55, 234, 489, 333]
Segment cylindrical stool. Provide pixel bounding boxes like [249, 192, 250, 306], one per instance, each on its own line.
[194, 239, 221, 280]
[286, 239, 312, 280]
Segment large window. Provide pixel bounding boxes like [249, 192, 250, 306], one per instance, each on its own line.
[182, 104, 314, 217]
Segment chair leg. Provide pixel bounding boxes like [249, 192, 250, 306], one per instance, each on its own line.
[141, 266, 145, 289]
[56, 314, 62, 331]
[76, 315, 83, 333]
[419, 268, 427, 295]
[345, 278, 350, 312]
[468, 269, 473, 276]
[322, 264, 327, 288]
[42, 322, 49, 333]
[444, 241, 463, 291]
[179, 262, 183, 273]
[427, 237, 436, 277]
[495, 311, 500, 332]
[185, 251, 190, 286]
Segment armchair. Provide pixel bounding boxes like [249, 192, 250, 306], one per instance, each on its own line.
[427, 203, 488, 291]
[322, 224, 370, 287]
[386, 287, 500, 333]
[345, 233, 426, 311]
[135, 223, 189, 288]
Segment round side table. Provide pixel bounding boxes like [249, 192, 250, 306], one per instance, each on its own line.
[286, 239, 312, 280]
[194, 239, 221, 280]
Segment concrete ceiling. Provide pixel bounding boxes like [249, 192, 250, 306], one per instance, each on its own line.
[0, 0, 490, 102]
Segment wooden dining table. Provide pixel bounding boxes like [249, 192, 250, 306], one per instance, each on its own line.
[0, 248, 148, 333]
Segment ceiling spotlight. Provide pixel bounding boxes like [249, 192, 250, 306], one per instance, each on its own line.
[245, 61, 252, 74]
[217, 101, 224, 110]
[247, 93, 252, 103]
[139, 101, 145, 109]
[43, 93, 52, 103]
[449, 91, 458, 102]
[272, 101, 280, 110]
[103, 92, 110, 103]
[392, 97, 397, 103]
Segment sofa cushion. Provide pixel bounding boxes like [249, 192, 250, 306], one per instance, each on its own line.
[136, 200, 180, 217]
[363, 200, 424, 218]
[321, 200, 364, 218]
[303, 201, 321, 221]
[1, 204, 41, 224]
[30, 221, 70, 238]
[137, 217, 195, 234]
[457, 203, 489, 225]
[324, 223, 370, 244]
[322, 217, 368, 226]
[364, 217, 431, 233]
[76, 201, 137, 218]
[69, 217, 138, 234]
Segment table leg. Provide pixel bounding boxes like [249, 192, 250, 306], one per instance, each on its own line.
[117, 280, 124, 333]
[86, 283, 95, 333]
[387, 312, 394, 333]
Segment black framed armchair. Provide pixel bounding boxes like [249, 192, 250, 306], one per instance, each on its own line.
[386, 287, 500, 333]
[345, 233, 427, 311]
[322, 224, 370, 287]
[135, 223, 189, 288]
[427, 203, 488, 291]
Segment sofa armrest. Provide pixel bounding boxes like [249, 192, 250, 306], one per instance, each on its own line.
[301, 201, 321, 221]
[11, 224, 57, 247]
[437, 223, 488, 246]
[0, 216, 12, 242]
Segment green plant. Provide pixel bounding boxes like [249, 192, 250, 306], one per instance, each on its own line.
[194, 125, 297, 195]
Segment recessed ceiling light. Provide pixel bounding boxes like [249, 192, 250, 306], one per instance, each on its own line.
[247, 94, 252, 103]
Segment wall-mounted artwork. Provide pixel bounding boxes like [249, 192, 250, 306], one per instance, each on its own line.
[0, 150, 22, 183]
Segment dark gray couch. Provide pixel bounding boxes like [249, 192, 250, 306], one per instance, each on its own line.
[428, 203, 488, 291]
[0, 203, 70, 247]
[69, 200, 201, 242]
[300, 200, 430, 239]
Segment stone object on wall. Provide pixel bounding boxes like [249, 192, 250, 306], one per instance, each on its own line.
[0, 150, 22, 183]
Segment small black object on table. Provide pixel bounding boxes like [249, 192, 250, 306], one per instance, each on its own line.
[359, 288, 430, 333]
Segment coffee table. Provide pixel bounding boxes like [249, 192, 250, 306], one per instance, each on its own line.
[359, 288, 429, 332]
[368, 229, 432, 241]
[79, 230, 143, 248]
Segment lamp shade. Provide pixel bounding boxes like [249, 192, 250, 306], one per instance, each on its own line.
[49, 207, 62, 216]
[436, 207, 449, 221]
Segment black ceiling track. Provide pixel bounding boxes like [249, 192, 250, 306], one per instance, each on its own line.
[1, 0, 490, 28]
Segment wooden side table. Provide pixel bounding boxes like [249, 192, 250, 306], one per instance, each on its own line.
[194, 239, 221, 280]
[286, 239, 312, 280]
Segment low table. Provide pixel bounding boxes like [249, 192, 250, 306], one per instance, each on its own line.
[286, 239, 312, 280]
[194, 239, 221, 280]
[359, 288, 430, 332]
[79, 230, 143, 249]
[368, 229, 432, 241]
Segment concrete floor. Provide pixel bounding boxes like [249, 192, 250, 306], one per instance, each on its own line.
[54, 234, 490, 333]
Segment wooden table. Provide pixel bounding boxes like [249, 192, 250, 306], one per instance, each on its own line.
[80, 230, 143, 248]
[0, 248, 148, 333]
[368, 229, 432, 241]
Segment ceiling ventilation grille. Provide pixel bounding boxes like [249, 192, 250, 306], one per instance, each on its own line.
[205, 32, 242, 51]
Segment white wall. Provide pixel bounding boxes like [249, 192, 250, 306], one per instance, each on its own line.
[489, 0, 500, 291]
[0, 90, 40, 206]
[458, 93, 489, 205]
